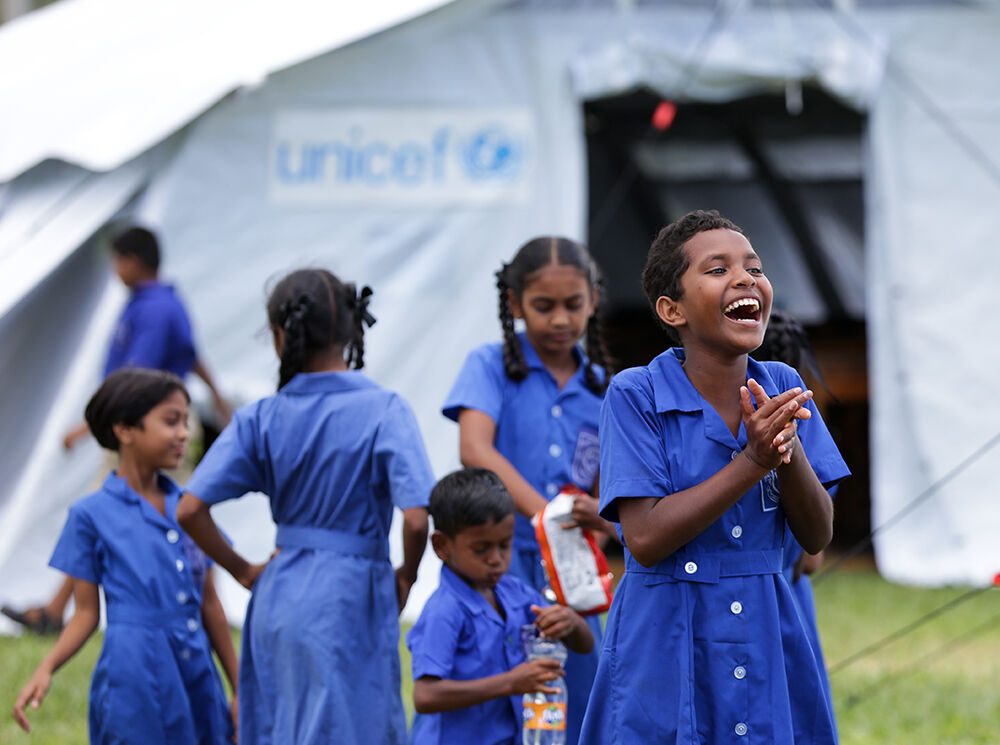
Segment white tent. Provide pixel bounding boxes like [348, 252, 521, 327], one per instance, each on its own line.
[3, 0, 1000, 631]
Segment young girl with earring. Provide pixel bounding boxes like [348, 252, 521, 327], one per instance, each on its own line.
[443, 237, 615, 745]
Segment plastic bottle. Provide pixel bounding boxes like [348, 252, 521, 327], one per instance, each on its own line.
[520, 624, 568, 745]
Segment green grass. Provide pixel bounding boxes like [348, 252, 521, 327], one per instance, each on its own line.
[2, 568, 999, 744]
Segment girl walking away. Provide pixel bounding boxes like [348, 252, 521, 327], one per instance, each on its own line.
[176, 269, 433, 745]
[579, 211, 850, 745]
[443, 236, 615, 745]
[13, 368, 236, 744]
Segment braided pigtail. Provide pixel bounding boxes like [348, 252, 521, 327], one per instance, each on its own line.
[496, 265, 528, 381]
[584, 282, 614, 394]
[345, 284, 376, 370]
[277, 294, 314, 389]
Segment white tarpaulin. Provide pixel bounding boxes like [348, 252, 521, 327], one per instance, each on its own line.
[4, 0, 1000, 634]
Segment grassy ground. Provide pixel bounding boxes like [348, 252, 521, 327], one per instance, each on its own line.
[1, 566, 998, 744]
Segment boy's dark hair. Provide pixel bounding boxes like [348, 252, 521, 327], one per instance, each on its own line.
[85, 368, 189, 451]
[642, 210, 744, 339]
[496, 236, 613, 394]
[430, 468, 514, 537]
[111, 227, 161, 273]
[266, 268, 376, 390]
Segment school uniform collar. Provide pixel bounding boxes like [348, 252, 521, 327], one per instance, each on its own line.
[439, 564, 513, 627]
[279, 369, 379, 395]
[650, 348, 781, 414]
[517, 332, 594, 390]
[101, 470, 183, 530]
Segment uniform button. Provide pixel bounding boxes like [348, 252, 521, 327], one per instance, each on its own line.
[735, 722, 748, 736]
[186, 618, 199, 632]
[731, 525, 743, 539]
[549, 444, 562, 458]
[684, 561, 698, 574]
[176, 559, 185, 572]
[166, 529, 180, 544]
[730, 601, 743, 615]
[551, 405, 562, 418]
[546, 484, 558, 496]
[176, 591, 188, 604]
[734, 666, 746, 679]
[180, 649, 191, 661]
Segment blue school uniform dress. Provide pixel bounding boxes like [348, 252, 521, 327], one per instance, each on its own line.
[580, 349, 850, 745]
[49, 472, 232, 745]
[783, 525, 838, 740]
[104, 280, 197, 378]
[407, 566, 546, 745]
[185, 370, 434, 745]
[443, 332, 602, 745]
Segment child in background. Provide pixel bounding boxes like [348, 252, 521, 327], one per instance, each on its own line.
[176, 269, 433, 745]
[408, 468, 594, 745]
[442, 236, 615, 745]
[13, 368, 236, 744]
[580, 210, 850, 744]
[751, 308, 838, 736]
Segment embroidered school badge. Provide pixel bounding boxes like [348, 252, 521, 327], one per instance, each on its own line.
[571, 426, 599, 488]
[760, 469, 781, 512]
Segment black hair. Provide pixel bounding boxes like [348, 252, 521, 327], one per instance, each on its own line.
[111, 227, 161, 273]
[751, 308, 835, 400]
[641, 210, 744, 342]
[266, 268, 376, 390]
[84, 368, 189, 451]
[495, 236, 613, 394]
[429, 468, 514, 538]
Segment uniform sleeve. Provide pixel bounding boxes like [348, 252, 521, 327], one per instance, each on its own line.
[598, 372, 674, 523]
[49, 503, 102, 585]
[407, 594, 464, 680]
[185, 406, 266, 505]
[442, 345, 506, 423]
[771, 364, 851, 490]
[375, 394, 435, 510]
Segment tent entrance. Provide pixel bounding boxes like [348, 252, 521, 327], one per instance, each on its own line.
[584, 87, 871, 550]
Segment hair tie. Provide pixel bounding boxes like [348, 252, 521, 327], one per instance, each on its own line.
[347, 285, 377, 328]
[280, 293, 314, 331]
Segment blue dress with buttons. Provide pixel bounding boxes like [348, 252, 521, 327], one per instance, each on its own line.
[49, 472, 232, 745]
[185, 371, 435, 745]
[443, 332, 602, 745]
[407, 566, 546, 745]
[579, 350, 850, 745]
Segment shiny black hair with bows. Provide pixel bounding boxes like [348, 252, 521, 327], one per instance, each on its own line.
[266, 268, 376, 390]
[495, 236, 612, 394]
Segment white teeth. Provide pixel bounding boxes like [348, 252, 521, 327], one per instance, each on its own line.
[724, 298, 760, 314]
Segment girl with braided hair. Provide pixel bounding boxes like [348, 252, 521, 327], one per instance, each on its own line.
[177, 268, 433, 745]
[442, 236, 614, 745]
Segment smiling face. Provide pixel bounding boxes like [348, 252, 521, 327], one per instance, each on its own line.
[510, 264, 597, 362]
[114, 389, 190, 470]
[432, 514, 516, 591]
[655, 228, 772, 357]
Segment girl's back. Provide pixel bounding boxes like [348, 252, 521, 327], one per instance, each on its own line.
[195, 370, 426, 539]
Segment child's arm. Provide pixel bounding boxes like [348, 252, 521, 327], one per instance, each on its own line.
[457, 409, 548, 518]
[531, 604, 594, 654]
[618, 385, 814, 567]
[177, 494, 269, 590]
[12, 579, 100, 732]
[413, 660, 564, 714]
[396, 506, 429, 612]
[745, 380, 834, 554]
[201, 570, 239, 738]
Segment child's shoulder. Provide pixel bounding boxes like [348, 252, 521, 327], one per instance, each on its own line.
[747, 358, 804, 392]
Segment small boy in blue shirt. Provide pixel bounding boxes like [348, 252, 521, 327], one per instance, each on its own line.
[408, 468, 594, 745]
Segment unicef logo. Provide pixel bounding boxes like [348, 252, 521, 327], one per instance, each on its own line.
[461, 126, 524, 181]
